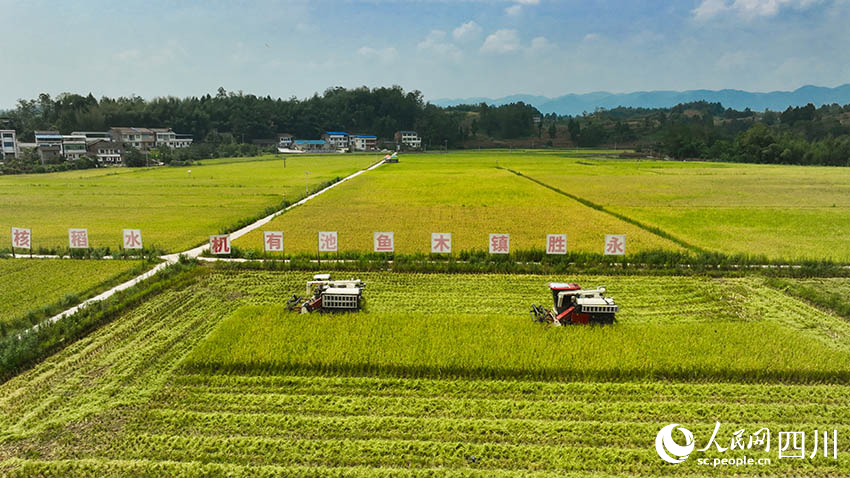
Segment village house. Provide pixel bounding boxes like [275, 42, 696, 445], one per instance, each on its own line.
[322, 131, 349, 150]
[394, 130, 422, 149]
[0, 129, 17, 160]
[350, 135, 377, 151]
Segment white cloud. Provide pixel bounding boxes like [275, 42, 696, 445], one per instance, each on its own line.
[583, 33, 600, 42]
[505, 4, 522, 15]
[418, 30, 463, 61]
[481, 29, 521, 54]
[530, 36, 549, 50]
[357, 46, 398, 63]
[505, 0, 539, 16]
[452, 20, 482, 41]
[693, 0, 822, 20]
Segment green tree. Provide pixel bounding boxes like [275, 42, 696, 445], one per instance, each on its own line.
[124, 147, 146, 167]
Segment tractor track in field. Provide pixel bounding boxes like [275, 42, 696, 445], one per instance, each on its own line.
[499, 166, 706, 254]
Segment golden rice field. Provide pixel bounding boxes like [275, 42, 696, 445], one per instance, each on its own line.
[233, 154, 681, 254]
[0, 154, 375, 253]
[1, 268, 848, 476]
[498, 151, 850, 261]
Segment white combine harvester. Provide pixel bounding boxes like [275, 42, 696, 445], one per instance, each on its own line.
[287, 274, 365, 313]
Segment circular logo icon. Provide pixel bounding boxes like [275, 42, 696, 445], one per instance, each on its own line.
[655, 424, 695, 464]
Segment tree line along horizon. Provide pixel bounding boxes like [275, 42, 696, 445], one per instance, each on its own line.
[1, 85, 849, 171]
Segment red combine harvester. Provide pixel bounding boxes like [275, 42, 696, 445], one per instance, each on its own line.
[530, 282, 618, 325]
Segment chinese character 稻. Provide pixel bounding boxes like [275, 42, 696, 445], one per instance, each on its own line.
[69, 229, 89, 249]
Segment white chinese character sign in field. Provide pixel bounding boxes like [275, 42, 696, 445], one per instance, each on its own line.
[264, 231, 284, 252]
[489, 233, 510, 254]
[546, 234, 567, 255]
[209, 235, 231, 255]
[68, 228, 89, 249]
[431, 233, 452, 254]
[374, 232, 394, 252]
[604, 234, 626, 255]
[318, 231, 338, 252]
[123, 229, 143, 249]
[11, 227, 31, 249]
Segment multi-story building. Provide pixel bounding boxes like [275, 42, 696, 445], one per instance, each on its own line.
[174, 134, 193, 148]
[110, 127, 156, 151]
[278, 133, 294, 149]
[0, 130, 17, 160]
[34, 131, 65, 163]
[71, 131, 112, 141]
[110, 127, 191, 150]
[152, 128, 176, 148]
[322, 131, 349, 150]
[350, 135, 377, 151]
[86, 139, 124, 164]
[394, 130, 422, 149]
[62, 135, 88, 161]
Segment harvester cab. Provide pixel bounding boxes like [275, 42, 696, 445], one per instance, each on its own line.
[530, 282, 618, 326]
[286, 274, 366, 314]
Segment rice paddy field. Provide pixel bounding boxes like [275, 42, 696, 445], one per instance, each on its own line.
[497, 150, 850, 261]
[0, 154, 375, 253]
[4, 149, 850, 476]
[0, 258, 143, 327]
[1, 268, 849, 476]
[233, 153, 681, 254]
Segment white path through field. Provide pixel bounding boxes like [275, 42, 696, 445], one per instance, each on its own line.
[30, 160, 385, 332]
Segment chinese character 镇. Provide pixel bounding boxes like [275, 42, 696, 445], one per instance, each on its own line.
[489, 234, 510, 254]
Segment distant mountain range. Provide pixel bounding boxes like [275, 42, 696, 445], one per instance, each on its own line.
[432, 84, 850, 116]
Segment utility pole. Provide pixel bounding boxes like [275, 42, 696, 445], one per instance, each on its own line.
[305, 170, 311, 196]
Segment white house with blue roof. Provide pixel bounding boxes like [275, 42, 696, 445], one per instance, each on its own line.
[322, 131, 349, 150]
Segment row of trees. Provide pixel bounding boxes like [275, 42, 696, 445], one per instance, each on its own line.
[2, 86, 495, 148]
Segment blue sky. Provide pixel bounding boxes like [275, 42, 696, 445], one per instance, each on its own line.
[1, 0, 849, 108]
